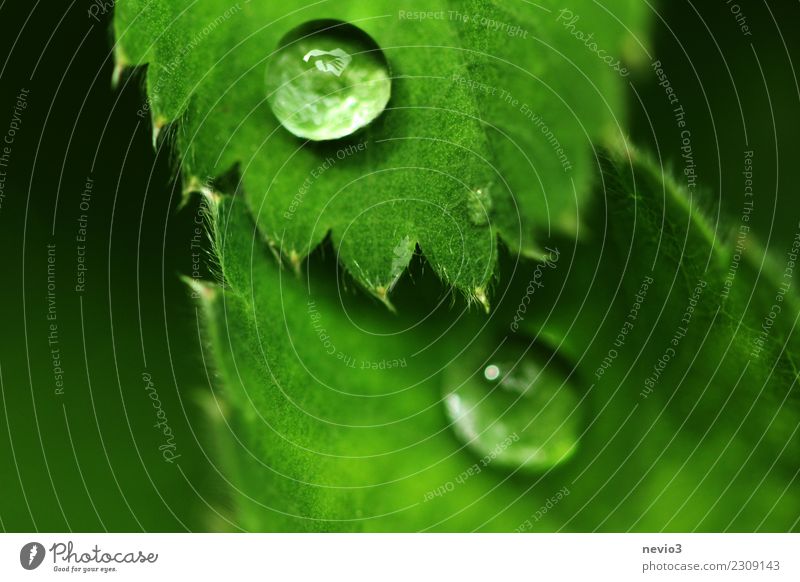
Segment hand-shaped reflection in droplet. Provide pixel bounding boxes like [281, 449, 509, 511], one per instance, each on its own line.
[303, 48, 353, 77]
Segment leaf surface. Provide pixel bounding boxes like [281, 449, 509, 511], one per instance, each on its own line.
[196, 146, 799, 531]
[114, 0, 649, 300]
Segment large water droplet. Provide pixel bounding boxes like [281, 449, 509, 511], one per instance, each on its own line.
[266, 20, 392, 141]
[444, 341, 581, 472]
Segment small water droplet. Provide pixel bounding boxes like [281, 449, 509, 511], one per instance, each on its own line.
[266, 20, 391, 141]
[467, 184, 493, 226]
[444, 342, 581, 472]
[484, 364, 500, 381]
[390, 235, 415, 278]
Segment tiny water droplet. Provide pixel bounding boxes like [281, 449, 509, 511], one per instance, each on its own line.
[390, 235, 415, 278]
[266, 20, 391, 141]
[484, 364, 500, 381]
[444, 342, 581, 471]
[467, 184, 493, 226]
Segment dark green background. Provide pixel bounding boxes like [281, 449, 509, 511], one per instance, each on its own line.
[0, 0, 798, 531]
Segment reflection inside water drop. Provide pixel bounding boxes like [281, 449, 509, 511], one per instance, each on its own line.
[444, 342, 581, 472]
[266, 20, 392, 141]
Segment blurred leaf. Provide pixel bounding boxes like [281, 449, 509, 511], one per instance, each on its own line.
[197, 145, 799, 531]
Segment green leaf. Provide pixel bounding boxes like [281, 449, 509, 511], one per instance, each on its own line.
[114, 0, 649, 301]
[114, 0, 798, 532]
[193, 145, 799, 531]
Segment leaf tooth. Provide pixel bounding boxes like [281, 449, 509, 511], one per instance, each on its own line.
[181, 174, 220, 207]
[473, 286, 491, 314]
[371, 285, 397, 314]
[182, 275, 218, 303]
[151, 114, 168, 147]
[288, 249, 303, 275]
[182, 175, 203, 198]
[111, 47, 130, 90]
[200, 188, 221, 209]
[260, 234, 286, 271]
[111, 61, 125, 90]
